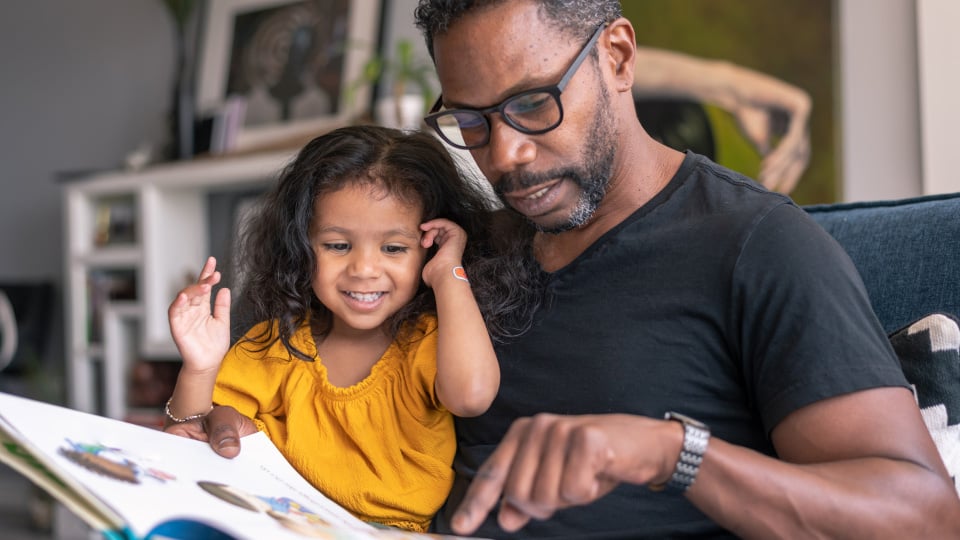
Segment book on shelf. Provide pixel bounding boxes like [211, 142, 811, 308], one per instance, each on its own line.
[0, 391, 481, 540]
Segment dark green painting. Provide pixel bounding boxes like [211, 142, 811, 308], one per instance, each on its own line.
[624, 0, 836, 204]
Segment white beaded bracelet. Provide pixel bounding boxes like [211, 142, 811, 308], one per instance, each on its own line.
[164, 397, 214, 423]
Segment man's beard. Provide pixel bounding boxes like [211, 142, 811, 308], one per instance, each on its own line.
[495, 87, 617, 234]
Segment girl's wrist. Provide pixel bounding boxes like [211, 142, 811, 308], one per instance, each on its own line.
[433, 265, 469, 287]
[425, 262, 465, 286]
[164, 397, 214, 424]
[177, 362, 221, 380]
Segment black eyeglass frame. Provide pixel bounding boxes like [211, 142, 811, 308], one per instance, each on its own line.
[424, 22, 608, 150]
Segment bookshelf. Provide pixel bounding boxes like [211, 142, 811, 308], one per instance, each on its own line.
[61, 151, 295, 423]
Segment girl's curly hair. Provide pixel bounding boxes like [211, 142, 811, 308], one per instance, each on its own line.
[231, 125, 544, 360]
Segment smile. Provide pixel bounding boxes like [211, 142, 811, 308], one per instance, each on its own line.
[345, 291, 384, 303]
[525, 186, 551, 200]
[503, 178, 561, 201]
[504, 179, 566, 216]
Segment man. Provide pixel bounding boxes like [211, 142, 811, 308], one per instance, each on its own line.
[411, 0, 960, 538]
[184, 1, 959, 538]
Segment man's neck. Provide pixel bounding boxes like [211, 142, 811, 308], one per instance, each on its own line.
[533, 143, 684, 272]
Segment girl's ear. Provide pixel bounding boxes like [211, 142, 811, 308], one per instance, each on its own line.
[603, 18, 637, 94]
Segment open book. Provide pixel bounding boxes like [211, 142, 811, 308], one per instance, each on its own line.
[0, 391, 479, 540]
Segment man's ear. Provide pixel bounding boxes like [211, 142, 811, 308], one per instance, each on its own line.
[603, 18, 637, 93]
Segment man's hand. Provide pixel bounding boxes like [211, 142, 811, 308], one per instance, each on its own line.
[163, 405, 258, 458]
[450, 413, 681, 535]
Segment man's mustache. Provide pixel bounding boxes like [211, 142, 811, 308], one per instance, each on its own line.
[495, 169, 580, 196]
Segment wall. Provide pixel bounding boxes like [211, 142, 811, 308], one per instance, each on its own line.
[838, 0, 923, 201]
[0, 1, 174, 280]
[0, 1, 174, 396]
[916, 0, 960, 195]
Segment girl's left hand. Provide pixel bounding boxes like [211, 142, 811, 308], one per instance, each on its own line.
[420, 218, 467, 287]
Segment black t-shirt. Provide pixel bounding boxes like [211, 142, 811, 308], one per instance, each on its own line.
[434, 153, 908, 539]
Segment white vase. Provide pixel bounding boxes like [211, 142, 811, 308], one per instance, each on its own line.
[375, 94, 425, 130]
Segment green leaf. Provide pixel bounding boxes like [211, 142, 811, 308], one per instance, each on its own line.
[160, 0, 197, 29]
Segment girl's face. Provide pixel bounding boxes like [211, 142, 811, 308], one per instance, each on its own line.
[310, 182, 428, 336]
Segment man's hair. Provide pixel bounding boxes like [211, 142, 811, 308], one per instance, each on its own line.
[414, 0, 623, 60]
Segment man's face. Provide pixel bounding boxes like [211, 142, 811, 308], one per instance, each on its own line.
[432, 2, 616, 234]
[492, 85, 616, 234]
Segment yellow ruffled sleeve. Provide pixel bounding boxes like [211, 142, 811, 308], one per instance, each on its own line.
[212, 321, 305, 445]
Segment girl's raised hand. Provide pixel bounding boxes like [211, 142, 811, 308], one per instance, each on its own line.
[420, 218, 468, 288]
[168, 256, 232, 374]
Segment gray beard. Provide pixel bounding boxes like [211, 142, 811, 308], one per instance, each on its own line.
[535, 91, 616, 234]
[543, 160, 610, 234]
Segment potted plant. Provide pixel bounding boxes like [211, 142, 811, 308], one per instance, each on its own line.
[350, 39, 437, 129]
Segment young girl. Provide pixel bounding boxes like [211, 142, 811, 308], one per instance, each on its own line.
[163, 126, 541, 533]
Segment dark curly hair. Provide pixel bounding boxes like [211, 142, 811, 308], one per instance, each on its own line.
[231, 125, 544, 361]
[414, 0, 622, 60]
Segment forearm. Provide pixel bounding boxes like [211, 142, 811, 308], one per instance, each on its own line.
[433, 270, 500, 417]
[689, 438, 960, 538]
[634, 46, 810, 116]
[713, 61, 811, 123]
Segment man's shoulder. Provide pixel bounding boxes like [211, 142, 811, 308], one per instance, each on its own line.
[650, 152, 795, 228]
[684, 152, 792, 209]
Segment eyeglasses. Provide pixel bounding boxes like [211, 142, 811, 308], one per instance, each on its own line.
[424, 23, 608, 150]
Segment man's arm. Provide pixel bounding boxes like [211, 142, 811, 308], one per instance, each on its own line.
[449, 386, 960, 538]
[694, 387, 957, 537]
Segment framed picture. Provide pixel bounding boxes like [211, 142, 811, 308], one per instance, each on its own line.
[623, 0, 838, 205]
[196, 0, 381, 152]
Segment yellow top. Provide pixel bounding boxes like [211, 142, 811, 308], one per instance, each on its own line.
[213, 314, 454, 532]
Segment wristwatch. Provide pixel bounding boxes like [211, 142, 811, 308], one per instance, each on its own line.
[648, 411, 710, 494]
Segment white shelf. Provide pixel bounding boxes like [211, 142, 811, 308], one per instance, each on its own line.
[74, 247, 142, 267]
[62, 151, 294, 417]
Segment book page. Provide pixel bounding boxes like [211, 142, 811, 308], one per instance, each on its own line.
[0, 392, 475, 540]
[0, 425, 119, 532]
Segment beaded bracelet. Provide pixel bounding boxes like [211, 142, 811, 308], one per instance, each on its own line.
[164, 397, 214, 423]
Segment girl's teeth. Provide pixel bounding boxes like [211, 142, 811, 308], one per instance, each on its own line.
[348, 292, 383, 302]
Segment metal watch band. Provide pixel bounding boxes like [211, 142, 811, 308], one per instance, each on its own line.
[649, 411, 710, 493]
